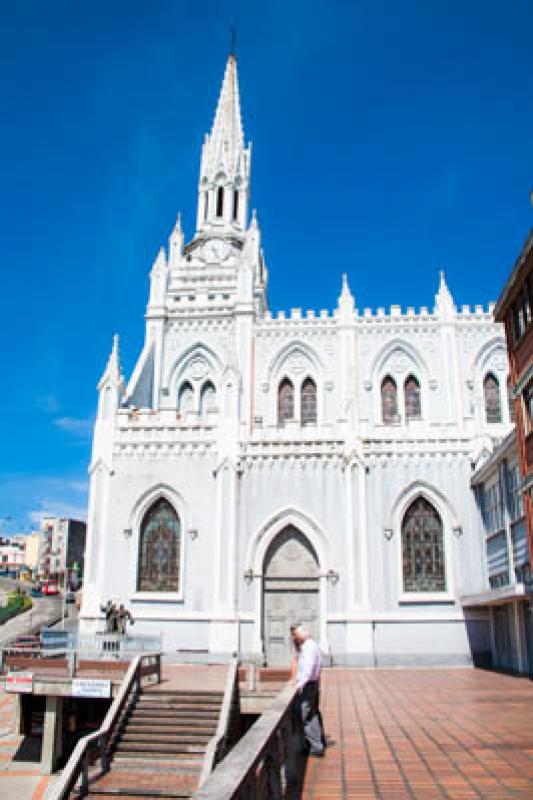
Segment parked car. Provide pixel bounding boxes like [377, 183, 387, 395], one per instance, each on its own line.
[42, 580, 59, 596]
[30, 586, 42, 598]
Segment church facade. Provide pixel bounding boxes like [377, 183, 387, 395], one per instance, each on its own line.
[80, 55, 513, 666]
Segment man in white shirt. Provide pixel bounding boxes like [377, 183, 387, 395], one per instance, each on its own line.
[292, 624, 324, 757]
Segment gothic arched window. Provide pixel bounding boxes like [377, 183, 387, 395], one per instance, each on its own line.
[402, 497, 446, 592]
[200, 381, 217, 416]
[404, 375, 421, 421]
[301, 378, 317, 424]
[138, 499, 181, 592]
[381, 376, 398, 424]
[178, 381, 194, 415]
[216, 186, 224, 218]
[484, 373, 502, 424]
[278, 378, 294, 424]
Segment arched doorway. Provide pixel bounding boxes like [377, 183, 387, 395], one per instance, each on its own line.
[263, 526, 320, 665]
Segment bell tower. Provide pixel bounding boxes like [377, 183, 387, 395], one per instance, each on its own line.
[195, 53, 251, 236]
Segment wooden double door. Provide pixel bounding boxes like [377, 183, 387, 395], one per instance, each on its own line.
[263, 526, 320, 666]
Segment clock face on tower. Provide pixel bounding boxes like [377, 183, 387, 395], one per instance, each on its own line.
[201, 238, 229, 262]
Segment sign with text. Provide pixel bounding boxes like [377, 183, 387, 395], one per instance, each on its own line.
[72, 678, 111, 699]
[6, 672, 33, 693]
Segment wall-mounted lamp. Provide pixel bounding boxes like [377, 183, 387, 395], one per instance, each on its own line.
[188, 528, 198, 541]
[123, 528, 132, 539]
[326, 569, 339, 584]
[453, 525, 463, 538]
[243, 568, 254, 585]
[384, 528, 394, 541]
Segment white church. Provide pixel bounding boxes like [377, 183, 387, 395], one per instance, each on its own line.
[80, 54, 513, 666]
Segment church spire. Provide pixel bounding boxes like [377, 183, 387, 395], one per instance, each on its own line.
[196, 53, 252, 235]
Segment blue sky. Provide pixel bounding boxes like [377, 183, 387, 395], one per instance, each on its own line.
[1, 0, 532, 533]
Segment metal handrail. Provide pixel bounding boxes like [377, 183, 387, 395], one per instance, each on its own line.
[49, 651, 161, 800]
[192, 682, 299, 800]
[199, 658, 239, 786]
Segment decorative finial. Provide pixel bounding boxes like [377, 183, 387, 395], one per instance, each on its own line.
[230, 28, 237, 58]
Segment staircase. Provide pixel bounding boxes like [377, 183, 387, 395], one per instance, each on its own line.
[82, 687, 224, 798]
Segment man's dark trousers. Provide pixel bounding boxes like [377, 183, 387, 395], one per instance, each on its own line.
[297, 680, 324, 754]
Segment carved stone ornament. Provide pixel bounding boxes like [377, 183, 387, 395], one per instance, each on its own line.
[187, 357, 209, 381]
[286, 352, 311, 375]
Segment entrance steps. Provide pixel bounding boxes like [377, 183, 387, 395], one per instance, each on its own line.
[79, 688, 223, 799]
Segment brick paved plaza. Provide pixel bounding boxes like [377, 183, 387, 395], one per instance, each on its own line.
[304, 668, 533, 799]
[1, 667, 533, 798]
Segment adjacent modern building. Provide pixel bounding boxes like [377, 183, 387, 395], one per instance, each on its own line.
[38, 517, 86, 586]
[463, 430, 532, 673]
[494, 229, 533, 564]
[80, 54, 513, 666]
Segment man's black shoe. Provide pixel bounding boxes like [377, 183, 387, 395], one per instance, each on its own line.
[309, 748, 324, 757]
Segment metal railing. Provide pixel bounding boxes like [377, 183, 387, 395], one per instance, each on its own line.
[192, 682, 302, 800]
[199, 658, 240, 786]
[49, 651, 161, 800]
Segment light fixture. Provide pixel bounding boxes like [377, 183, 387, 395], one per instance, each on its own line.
[384, 528, 394, 541]
[123, 528, 132, 539]
[243, 568, 254, 584]
[326, 569, 339, 584]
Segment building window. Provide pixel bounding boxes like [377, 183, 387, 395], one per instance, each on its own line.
[522, 382, 533, 434]
[484, 373, 501, 423]
[278, 378, 294, 424]
[178, 381, 194, 415]
[137, 499, 181, 592]
[233, 190, 239, 221]
[216, 186, 224, 218]
[404, 375, 421, 420]
[402, 497, 446, 592]
[204, 191, 209, 221]
[301, 378, 317, 424]
[200, 381, 217, 416]
[381, 376, 398, 424]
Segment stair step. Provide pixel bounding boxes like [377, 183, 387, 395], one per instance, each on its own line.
[126, 721, 216, 731]
[129, 711, 219, 720]
[135, 702, 221, 711]
[113, 752, 204, 762]
[121, 733, 211, 744]
[125, 723, 216, 734]
[138, 693, 221, 700]
[142, 690, 223, 698]
[87, 791, 192, 799]
[115, 742, 207, 754]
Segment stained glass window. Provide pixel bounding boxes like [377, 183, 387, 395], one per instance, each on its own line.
[484, 373, 501, 423]
[138, 499, 181, 592]
[402, 497, 446, 592]
[381, 376, 398, 424]
[405, 375, 421, 420]
[301, 378, 317, 424]
[278, 378, 294, 424]
[178, 381, 194, 414]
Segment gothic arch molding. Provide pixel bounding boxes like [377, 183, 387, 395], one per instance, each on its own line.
[246, 507, 333, 576]
[471, 336, 507, 373]
[370, 338, 428, 381]
[167, 342, 223, 397]
[267, 340, 323, 383]
[385, 479, 460, 533]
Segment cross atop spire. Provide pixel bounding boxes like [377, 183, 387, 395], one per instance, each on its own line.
[196, 54, 252, 235]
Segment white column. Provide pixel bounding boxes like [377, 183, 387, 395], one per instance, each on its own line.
[344, 458, 356, 611]
[357, 460, 370, 608]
